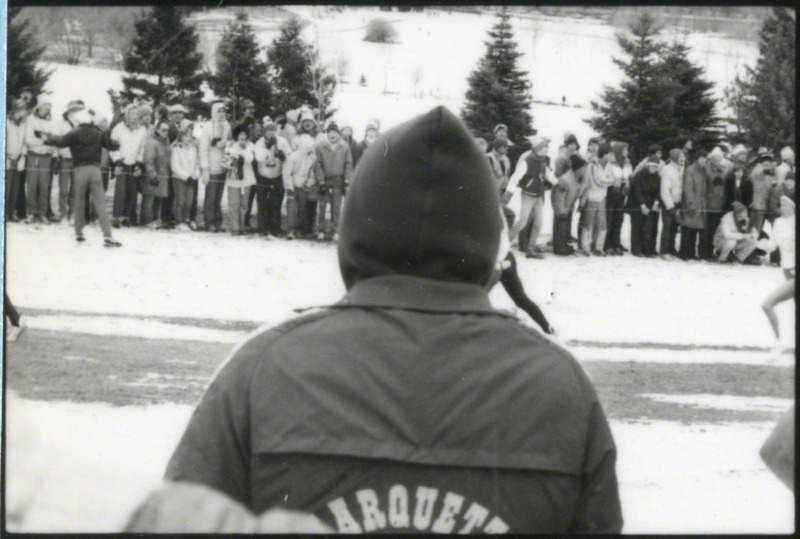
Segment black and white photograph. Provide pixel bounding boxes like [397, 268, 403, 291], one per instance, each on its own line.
[2, 3, 796, 533]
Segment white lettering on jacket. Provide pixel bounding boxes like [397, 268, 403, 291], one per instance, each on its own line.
[326, 484, 509, 534]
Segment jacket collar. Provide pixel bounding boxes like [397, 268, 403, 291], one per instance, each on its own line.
[329, 275, 514, 317]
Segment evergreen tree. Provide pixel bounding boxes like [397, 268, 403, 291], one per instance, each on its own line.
[210, 11, 272, 122]
[121, 7, 205, 114]
[587, 13, 680, 161]
[266, 18, 336, 122]
[726, 7, 795, 148]
[661, 39, 722, 149]
[462, 7, 534, 143]
[6, 7, 51, 103]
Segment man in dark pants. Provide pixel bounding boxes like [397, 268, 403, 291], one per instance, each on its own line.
[137, 107, 622, 534]
[253, 120, 291, 237]
[659, 149, 685, 260]
[628, 157, 662, 257]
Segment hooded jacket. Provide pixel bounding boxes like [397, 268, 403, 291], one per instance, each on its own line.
[199, 103, 232, 175]
[110, 106, 147, 166]
[165, 107, 622, 534]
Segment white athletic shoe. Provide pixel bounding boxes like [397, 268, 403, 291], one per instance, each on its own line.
[5, 316, 27, 342]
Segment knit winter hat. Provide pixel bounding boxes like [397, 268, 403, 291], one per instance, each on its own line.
[587, 137, 601, 147]
[529, 135, 550, 151]
[780, 146, 794, 161]
[299, 110, 316, 125]
[564, 133, 580, 150]
[669, 148, 684, 162]
[709, 146, 725, 162]
[365, 120, 379, 133]
[647, 155, 661, 165]
[286, 109, 300, 124]
[492, 137, 509, 150]
[732, 144, 748, 156]
[338, 106, 502, 289]
[494, 123, 508, 135]
[326, 121, 340, 134]
[732, 201, 748, 218]
[168, 104, 188, 114]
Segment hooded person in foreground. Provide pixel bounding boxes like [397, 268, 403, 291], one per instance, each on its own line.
[129, 107, 622, 533]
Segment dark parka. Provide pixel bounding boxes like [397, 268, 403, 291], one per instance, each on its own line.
[680, 161, 707, 230]
[704, 160, 728, 213]
[626, 166, 661, 212]
[164, 107, 622, 534]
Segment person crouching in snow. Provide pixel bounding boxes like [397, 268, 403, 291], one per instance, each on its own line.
[141, 121, 172, 229]
[713, 201, 759, 264]
[223, 124, 256, 236]
[170, 120, 200, 230]
[44, 109, 122, 246]
[314, 121, 353, 242]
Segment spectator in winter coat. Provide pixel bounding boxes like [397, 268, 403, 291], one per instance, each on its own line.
[679, 151, 708, 260]
[487, 138, 511, 194]
[714, 201, 758, 264]
[604, 141, 632, 255]
[296, 110, 320, 235]
[576, 137, 602, 239]
[730, 144, 750, 167]
[554, 133, 580, 177]
[626, 157, 661, 257]
[110, 104, 147, 227]
[723, 165, 753, 213]
[768, 171, 795, 223]
[506, 136, 558, 258]
[138, 104, 154, 137]
[5, 105, 28, 222]
[659, 149, 685, 260]
[775, 146, 794, 185]
[254, 119, 292, 237]
[277, 111, 297, 145]
[340, 124, 359, 168]
[282, 134, 317, 240]
[199, 102, 232, 232]
[314, 121, 354, 241]
[353, 120, 379, 167]
[142, 121, 172, 228]
[748, 151, 777, 233]
[51, 100, 85, 222]
[24, 95, 57, 223]
[170, 120, 201, 230]
[578, 143, 615, 256]
[158, 106, 622, 534]
[702, 152, 729, 260]
[552, 153, 588, 256]
[44, 108, 121, 246]
[223, 124, 257, 235]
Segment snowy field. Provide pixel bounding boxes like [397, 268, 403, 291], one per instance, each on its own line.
[4, 6, 793, 534]
[3, 222, 795, 533]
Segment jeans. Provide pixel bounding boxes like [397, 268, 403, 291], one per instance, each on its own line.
[552, 215, 571, 254]
[58, 157, 74, 218]
[580, 199, 607, 252]
[701, 210, 722, 260]
[161, 174, 175, 223]
[203, 174, 225, 229]
[5, 158, 22, 219]
[680, 226, 703, 260]
[630, 211, 659, 256]
[509, 193, 544, 253]
[660, 208, 680, 256]
[25, 152, 53, 219]
[113, 165, 141, 223]
[173, 179, 197, 224]
[288, 188, 308, 234]
[604, 186, 626, 250]
[255, 173, 285, 235]
[227, 186, 251, 233]
[73, 165, 112, 237]
[317, 186, 343, 237]
[244, 184, 258, 229]
[141, 194, 164, 225]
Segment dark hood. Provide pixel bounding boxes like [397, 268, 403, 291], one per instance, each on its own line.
[338, 106, 502, 290]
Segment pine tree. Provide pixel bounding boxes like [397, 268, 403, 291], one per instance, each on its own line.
[661, 39, 722, 149]
[462, 7, 534, 143]
[210, 11, 272, 122]
[587, 13, 680, 161]
[266, 18, 337, 122]
[6, 7, 51, 102]
[121, 7, 205, 114]
[726, 7, 795, 148]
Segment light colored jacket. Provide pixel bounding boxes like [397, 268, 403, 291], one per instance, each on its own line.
[6, 117, 27, 159]
[584, 156, 614, 202]
[659, 161, 683, 210]
[170, 139, 200, 181]
[283, 135, 317, 190]
[25, 112, 56, 156]
[53, 118, 76, 159]
[110, 120, 147, 166]
[254, 135, 292, 179]
[199, 103, 232, 175]
[223, 141, 256, 188]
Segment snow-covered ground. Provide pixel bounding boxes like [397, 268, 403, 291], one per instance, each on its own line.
[5, 397, 793, 534]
